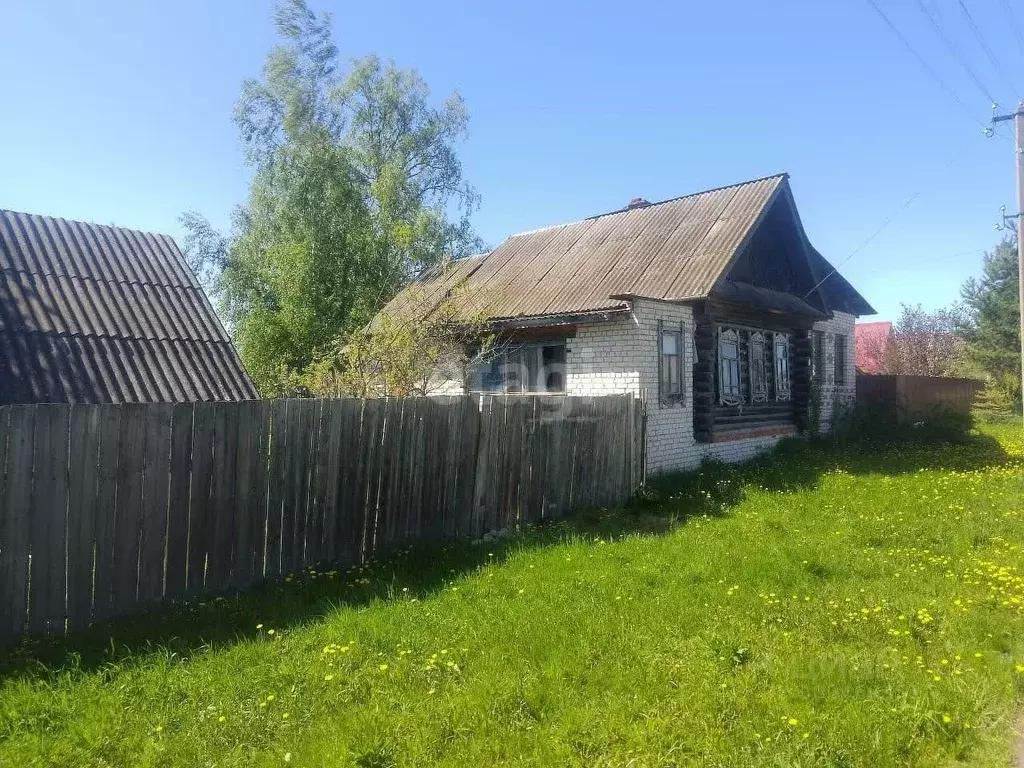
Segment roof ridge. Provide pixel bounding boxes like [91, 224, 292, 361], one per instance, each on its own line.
[0, 208, 177, 242]
[583, 172, 789, 221]
[505, 173, 789, 237]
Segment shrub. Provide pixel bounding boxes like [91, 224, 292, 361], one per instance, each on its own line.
[974, 374, 1021, 423]
[831, 402, 973, 445]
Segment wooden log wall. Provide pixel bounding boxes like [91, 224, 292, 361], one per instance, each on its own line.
[0, 395, 642, 644]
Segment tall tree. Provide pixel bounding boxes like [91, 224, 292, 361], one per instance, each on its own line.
[961, 237, 1021, 409]
[182, 0, 481, 395]
[884, 303, 973, 377]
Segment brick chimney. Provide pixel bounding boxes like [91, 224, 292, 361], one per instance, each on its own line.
[626, 197, 651, 210]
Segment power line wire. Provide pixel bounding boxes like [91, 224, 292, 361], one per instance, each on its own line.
[804, 136, 981, 299]
[913, 0, 997, 105]
[863, 0, 993, 131]
[862, 0, 1010, 143]
[1001, 0, 1024, 59]
[956, 0, 1020, 99]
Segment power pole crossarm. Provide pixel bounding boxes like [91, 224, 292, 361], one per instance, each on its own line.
[991, 101, 1024, 427]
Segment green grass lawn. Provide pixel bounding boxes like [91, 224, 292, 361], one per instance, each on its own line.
[1, 424, 1023, 767]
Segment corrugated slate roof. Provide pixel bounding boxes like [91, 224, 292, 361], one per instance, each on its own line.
[380, 174, 873, 325]
[0, 209, 258, 404]
[381, 174, 791, 323]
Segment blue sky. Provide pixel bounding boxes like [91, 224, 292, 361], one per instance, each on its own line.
[3, 0, 1023, 322]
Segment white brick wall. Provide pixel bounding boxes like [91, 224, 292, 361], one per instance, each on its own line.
[433, 302, 858, 475]
[810, 311, 856, 432]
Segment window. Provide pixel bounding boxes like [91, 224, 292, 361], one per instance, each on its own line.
[774, 333, 791, 401]
[469, 340, 566, 393]
[834, 334, 847, 384]
[811, 330, 825, 380]
[749, 331, 769, 403]
[660, 329, 683, 402]
[718, 328, 743, 405]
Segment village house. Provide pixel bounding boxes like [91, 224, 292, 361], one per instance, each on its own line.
[380, 174, 874, 473]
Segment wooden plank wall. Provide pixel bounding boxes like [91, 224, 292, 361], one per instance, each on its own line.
[0, 394, 642, 644]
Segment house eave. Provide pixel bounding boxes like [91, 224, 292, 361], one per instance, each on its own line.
[487, 307, 632, 330]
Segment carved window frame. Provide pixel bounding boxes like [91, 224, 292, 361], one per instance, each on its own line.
[774, 333, 791, 402]
[718, 327, 743, 406]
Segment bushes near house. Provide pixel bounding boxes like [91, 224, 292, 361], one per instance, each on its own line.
[830, 401, 975, 445]
[0, 425, 1021, 766]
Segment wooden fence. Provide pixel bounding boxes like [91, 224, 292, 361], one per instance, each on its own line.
[0, 395, 643, 644]
[856, 374, 984, 421]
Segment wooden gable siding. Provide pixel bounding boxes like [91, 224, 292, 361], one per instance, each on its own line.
[717, 193, 828, 314]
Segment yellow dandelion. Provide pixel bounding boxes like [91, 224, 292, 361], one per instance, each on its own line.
[256, 623, 264, 630]
[379, 663, 389, 671]
[942, 714, 952, 724]
[282, 713, 290, 719]
[218, 715, 226, 723]
[788, 718, 799, 726]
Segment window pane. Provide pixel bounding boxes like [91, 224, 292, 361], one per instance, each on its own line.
[662, 332, 678, 356]
[834, 334, 846, 381]
[542, 342, 565, 392]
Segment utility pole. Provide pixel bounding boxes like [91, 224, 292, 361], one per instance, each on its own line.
[992, 100, 1024, 425]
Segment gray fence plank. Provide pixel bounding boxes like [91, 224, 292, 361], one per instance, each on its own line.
[138, 404, 172, 606]
[318, 400, 344, 565]
[287, 399, 315, 572]
[248, 401, 272, 583]
[439, 397, 461, 540]
[471, 397, 494, 539]
[164, 403, 194, 601]
[207, 403, 238, 592]
[523, 397, 546, 525]
[336, 399, 367, 565]
[66, 407, 100, 630]
[92, 406, 121, 622]
[112, 404, 146, 617]
[28, 404, 70, 635]
[279, 400, 301, 574]
[0, 406, 34, 641]
[0, 408, 11, 643]
[186, 403, 215, 593]
[357, 399, 385, 560]
[405, 398, 429, 544]
[265, 399, 289, 579]
[455, 396, 480, 538]
[305, 400, 328, 567]
[375, 399, 403, 551]
[230, 401, 257, 590]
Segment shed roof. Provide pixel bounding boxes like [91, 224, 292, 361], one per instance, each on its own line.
[380, 174, 873, 325]
[0, 209, 258, 404]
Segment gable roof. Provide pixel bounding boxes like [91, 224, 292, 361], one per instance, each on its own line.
[380, 174, 873, 326]
[0, 209, 258, 404]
